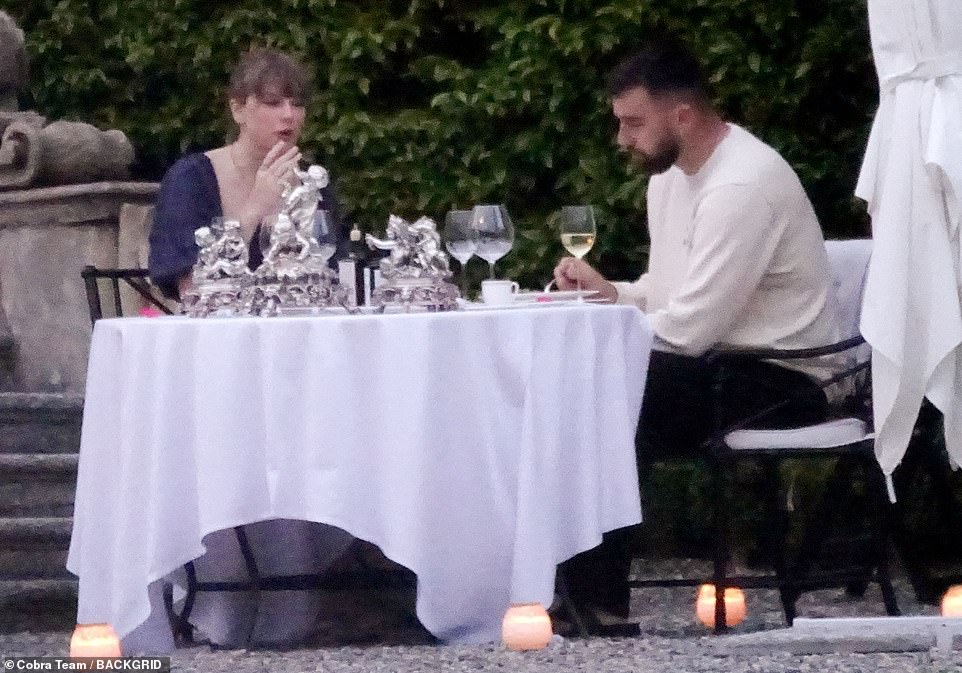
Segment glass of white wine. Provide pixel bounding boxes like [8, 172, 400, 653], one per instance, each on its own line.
[558, 205, 597, 301]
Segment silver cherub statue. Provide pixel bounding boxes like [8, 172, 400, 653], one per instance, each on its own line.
[182, 218, 251, 317]
[192, 219, 250, 283]
[263, 213, 311, 267]
[365, 215, 451, 280]
[259, 164, 331, 278]
[364, 214, 458, 311]
[283, 164, 329, 236]
[244, 163, 348, 315]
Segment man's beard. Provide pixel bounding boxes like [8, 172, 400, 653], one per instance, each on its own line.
[637, 136, 680, 174]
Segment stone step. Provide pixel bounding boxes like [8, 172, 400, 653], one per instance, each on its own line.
[0, 453, 78, 479]
[0, 517, 73, 548]
[0, 579, 78, 633]
[0, 454, 78, 518]
[0, 548, 72, 580]
[0, 518, 73, 584]
[0, 481, 76, 517]
[0, 578, 77, 597]
[0, 393, 83, 455]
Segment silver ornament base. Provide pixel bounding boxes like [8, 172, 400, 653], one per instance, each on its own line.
[370, 277, 460, 312]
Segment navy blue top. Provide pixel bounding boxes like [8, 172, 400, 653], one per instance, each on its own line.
[148, 152, 346, 299]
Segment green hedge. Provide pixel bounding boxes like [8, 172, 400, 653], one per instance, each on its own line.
[8, 0, 878, 286]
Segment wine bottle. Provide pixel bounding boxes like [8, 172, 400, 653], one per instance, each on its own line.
[337, 224, 367, 306]
[365, 257, 383, 306]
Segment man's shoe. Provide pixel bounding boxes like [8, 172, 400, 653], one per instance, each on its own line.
[550, 598, 639, 638]
[582, 606, 640, 638]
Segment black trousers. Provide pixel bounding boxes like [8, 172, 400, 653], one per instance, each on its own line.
[559, 351, 829, 617]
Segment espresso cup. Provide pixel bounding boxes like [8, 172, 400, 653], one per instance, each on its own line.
[481, 279, 520, 305]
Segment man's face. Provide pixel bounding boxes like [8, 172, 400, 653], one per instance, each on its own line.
[612, 86, 681, 174]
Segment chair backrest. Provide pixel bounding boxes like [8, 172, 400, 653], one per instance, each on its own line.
[824, 240, 873, 409]
[81, 266, 173, 325]
[824, 239, 872, 342]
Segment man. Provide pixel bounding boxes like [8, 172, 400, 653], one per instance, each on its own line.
[554, 39, 840, 625]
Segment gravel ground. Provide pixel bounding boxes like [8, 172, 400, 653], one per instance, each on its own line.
[1, 559, 959, 673]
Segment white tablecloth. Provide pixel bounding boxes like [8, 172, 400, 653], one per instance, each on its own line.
[67, 305, 652, 648]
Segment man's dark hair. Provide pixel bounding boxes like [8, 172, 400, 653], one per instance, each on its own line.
[606, 39, 711, 103]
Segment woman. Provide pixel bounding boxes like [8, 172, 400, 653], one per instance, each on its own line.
[149, 47, 344, 299]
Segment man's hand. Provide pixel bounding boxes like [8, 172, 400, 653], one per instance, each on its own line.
[552, 257, 618, 302]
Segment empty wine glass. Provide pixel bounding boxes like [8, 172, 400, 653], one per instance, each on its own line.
[444, 209, 477, 296]
[311, 209, 337, 264]
[558, 205, 597, 301]
[472, 204, 514, 279]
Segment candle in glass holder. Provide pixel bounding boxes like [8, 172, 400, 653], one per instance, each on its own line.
[941, 585, 962, 617]
[69, 623, 122, 658]
[502, 603, 552, 650]
[695, 584, 746, 628]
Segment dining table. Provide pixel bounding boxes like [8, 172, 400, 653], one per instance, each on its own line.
[67, 301, 653, 651]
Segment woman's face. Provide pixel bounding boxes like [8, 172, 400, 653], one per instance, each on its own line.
[231, 86, 306, 153]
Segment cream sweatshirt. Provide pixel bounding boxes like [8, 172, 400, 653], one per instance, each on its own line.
[613, 124, 841, 381]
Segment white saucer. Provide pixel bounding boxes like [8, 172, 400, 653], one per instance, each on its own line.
[515, 289, 599, 302]
[457, 296, 602, 311]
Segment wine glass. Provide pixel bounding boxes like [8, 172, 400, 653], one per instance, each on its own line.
[471, 204, 514, 279]
[311, 209, 337, 264]
[443, 209, 477, 296]
[558, 205, 597, 301]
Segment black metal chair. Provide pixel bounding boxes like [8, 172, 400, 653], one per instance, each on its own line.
[630, 239, 901, 632]
[161, 529, 416, 647]
[80, 266, 173, 322]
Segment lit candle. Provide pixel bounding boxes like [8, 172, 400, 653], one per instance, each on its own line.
[502, 602, 552, 650]
[695, 584, 747, 628]
[941, 585, 962, 617]
[70, 624, 122, 658]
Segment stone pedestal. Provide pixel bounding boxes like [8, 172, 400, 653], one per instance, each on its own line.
[0, 182, 159, 392]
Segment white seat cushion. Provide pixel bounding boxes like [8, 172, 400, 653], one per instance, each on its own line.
[724, 417, 871, 451]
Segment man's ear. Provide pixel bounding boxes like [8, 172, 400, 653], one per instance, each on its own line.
[673, 101, 695, 130]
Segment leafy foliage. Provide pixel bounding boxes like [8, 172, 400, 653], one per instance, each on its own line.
[8, 0, 877, 286]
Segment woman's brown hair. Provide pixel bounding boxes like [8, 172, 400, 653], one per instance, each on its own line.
[227, 47, 312, 104]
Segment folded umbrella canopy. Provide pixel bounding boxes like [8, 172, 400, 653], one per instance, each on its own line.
[856, 0, 962, 500]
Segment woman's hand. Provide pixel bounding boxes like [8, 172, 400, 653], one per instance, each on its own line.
[239, 142, 301, 239]
[552, 257, 618, 302]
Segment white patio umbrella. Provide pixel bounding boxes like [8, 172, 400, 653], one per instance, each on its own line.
[856, 0, 962, 500]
